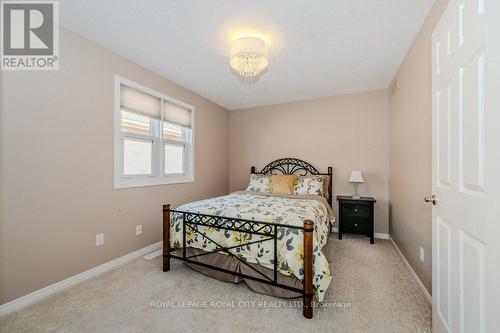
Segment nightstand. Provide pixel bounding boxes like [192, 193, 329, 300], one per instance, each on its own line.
[337, 195, 376, 244]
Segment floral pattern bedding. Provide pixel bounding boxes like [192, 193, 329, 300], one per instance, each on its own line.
[169, 192, 333, 302]
[294, 175, 325, 196]
[245, 174, 271, 192]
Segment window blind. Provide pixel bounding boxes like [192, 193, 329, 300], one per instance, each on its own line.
[120, 85, 161, 118]
[163, 101, 192, 128]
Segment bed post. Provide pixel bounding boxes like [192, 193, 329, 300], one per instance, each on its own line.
[251, 166, 255, 174]
[327, 166, 333, 207]
[303, 219, 314, 319]
[163, 204, 171, 272]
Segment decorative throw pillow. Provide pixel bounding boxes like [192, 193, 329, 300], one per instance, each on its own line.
[321, 175, 330, 198]
[270, 175, 297, 194]
[246, 174, 271, 192]
[294, 176, 325, 196]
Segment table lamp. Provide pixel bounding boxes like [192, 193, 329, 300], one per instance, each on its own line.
[349, 170, 364, 199]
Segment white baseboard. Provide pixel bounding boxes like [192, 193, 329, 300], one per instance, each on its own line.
[389, 236, 432, 303]
[330, 227, 389, 240]
[0, 241, 162, 316]
[374, 232, 389, 240]
[143, 249, 162, 260]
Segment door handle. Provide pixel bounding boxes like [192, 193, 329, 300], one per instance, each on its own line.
[424, 194, 438, 205]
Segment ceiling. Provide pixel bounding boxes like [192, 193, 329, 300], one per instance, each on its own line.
[59, 0, 435, 110]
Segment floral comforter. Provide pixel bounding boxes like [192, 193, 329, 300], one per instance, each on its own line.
[169, 191, 334, 302]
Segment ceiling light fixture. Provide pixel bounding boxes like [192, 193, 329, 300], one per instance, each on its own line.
[230, 36, 268, 84]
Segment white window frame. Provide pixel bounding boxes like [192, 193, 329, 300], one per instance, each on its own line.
[114, 75, 195, 189]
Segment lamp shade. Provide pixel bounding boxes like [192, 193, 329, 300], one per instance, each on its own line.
[348, 170, 364, 183]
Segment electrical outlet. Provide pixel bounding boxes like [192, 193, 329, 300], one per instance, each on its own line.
[96, 233, 104, 246]
[419, 246, 424, 262]
[136, 224, 142, 236]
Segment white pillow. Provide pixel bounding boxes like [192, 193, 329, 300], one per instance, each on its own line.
[294, 176, 325, 196]
[246, 174, 271, 193]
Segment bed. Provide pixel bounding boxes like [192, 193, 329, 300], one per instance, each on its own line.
[162, 158, 334, 318]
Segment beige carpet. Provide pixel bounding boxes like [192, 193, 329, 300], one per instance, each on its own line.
[0, 236, 431, 333]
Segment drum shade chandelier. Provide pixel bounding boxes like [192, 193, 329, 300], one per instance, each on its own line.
[230, 36, 269, 84]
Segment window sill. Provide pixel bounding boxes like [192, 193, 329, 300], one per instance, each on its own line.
[114, 177, 194, 189]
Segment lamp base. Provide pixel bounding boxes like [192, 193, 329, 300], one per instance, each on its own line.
[352, 183, 361, 200]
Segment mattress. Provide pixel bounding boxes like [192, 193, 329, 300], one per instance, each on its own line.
[169, 191, 334, 301]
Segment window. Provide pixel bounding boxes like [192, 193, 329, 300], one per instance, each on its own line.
[114, 76, 194, 188]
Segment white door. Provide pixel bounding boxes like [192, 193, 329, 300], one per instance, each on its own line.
[431, 0, 500, 332]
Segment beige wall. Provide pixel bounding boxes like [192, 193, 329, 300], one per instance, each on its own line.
[0, 28, 229, 304]
[230, 89, 389, 234]
[389, 0, 449, 294]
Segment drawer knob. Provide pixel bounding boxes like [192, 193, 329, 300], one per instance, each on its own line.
[355, 224, 358, 227]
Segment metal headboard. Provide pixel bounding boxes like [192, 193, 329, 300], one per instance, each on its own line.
[250, 158, 333, 207]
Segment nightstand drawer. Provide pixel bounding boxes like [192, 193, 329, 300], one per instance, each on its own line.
[342, 216, 370, 235]
[341, 203, 370, 218]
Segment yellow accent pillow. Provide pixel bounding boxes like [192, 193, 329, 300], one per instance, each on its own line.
[270, 175, 297, 194]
